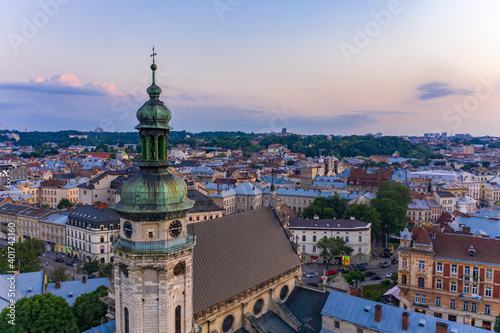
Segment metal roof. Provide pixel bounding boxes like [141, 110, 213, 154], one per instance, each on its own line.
[188, 207, 302, 313]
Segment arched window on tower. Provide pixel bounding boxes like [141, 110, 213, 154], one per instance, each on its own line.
[175, 305, 181, 333]
[124, 307, 129, 333]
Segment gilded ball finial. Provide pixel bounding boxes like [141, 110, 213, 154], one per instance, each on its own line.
[151, 64, 157, 71]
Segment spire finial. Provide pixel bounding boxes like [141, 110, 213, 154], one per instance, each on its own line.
[150, 46, 157, 84]
[150, 46, 157, 64]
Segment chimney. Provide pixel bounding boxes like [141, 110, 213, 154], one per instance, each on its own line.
[436, 322, 448, 333]
[402, 312, 409, 330]
[374, 304, 382, 323]
[83, 275, 87, 284]
[55, 281, 61, 289]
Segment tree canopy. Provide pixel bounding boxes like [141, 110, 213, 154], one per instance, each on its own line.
[0, 238, 45, 274]
[317, 237, 353, 268]
[72, 285, 108, 332]
[302, 195, 348, 219]
[0, 293, 78, 333]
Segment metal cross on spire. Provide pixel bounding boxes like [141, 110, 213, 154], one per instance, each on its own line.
[151, 46, 157, 64]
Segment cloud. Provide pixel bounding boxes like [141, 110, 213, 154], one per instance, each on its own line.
[416, 82, 472, 100]
[0, 73, 127, 96]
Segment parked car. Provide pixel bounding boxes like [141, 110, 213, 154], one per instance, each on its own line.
[87, 273, 97, 279]
[339, 268, 350, 274]
[65, 261, 74, 266]
[55, 258, 64, 263]
[355, 266, 367, 272]
[382, 248, 392, 258]
[371, 275, 382, 280]
[306, 282, 320, 288]
[325, 269, 337, 276]
[365, 271, 376, 277]
[380, 261, 390, 268]
[391, 258, 398, 265]
[305, 272, 318, 278]
[386, 272, 393, 278]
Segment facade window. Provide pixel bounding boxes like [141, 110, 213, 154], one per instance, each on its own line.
[359, 236, 362, 242]
[415, 294, 420, 303]
[436, 262, 443, 273]
[436, 280, 442, 289]
[464, 266, 470, 276]
[402, 258, 407, 268]
[421, 295, 427, 304]
[464, 284, 469, 294]
[175, 306, 181, 333]
[418, 277, 425, 288]
[302, 245, 305, 252]
[401, 274, 407, 285]
[312, 236, 316, 242]
[335, 321, 340, 329]
[485, 305, 491, 315]
[463, 302, 469, 311]
[418, 261, 425, 270]
[124, 308, 129, 333]
[302, 235, 306, 242]
[100, 246, 104, 254]
[357, 328, 363, 333]
[100, 236, 104, 243]
[472, 303, 477, 313]
[450, 299, 456, 309]
[435, 297, 441, 306]
[472, 284, 478, 295]
[485, 287, 492, 297]
[345, 236, 349, 243]
[312, 246, 316, 253]
[486, 269, 493, 279]
[451, 264, 457, 274]
[451, 282, 457, 292]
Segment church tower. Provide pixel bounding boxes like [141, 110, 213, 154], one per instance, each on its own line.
[109, 50, 195, 333]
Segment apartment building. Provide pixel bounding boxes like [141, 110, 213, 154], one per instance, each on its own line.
[398, 227, 500, 330]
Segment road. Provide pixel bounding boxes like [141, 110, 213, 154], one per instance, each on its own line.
[40, 250, 86, 280]
[301, 257, 398, 287]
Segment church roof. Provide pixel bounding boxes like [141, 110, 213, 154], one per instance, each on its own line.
[188, 207, 302, 313]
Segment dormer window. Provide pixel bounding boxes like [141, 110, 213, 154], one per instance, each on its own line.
[467, 245, 476, 257]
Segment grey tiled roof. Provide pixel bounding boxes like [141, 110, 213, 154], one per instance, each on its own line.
[188, 207, 302, 313]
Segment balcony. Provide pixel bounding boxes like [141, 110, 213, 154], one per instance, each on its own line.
[111, 235, 195, 255]
[459, 293, 482, 301]
[413, 302, 429, 309]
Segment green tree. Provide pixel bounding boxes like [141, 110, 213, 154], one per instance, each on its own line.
[0, 293, 78, 333]
[0, 238, 46, 274]
[375, 180, 412, 208]
[344, 271, 366, 285]
[72, 287, 108, 331]
[49, 265, 70, 282]
[57, 198, 74, 210]
[79, 259, 100, 275]
[371, 197, 408, 239]
[303, 195, 347, 219]
[98, 263, 113, 278]
[494, 314, 500, 332]
[482, 161, 491, 168]
[390, 272, 398, 284]
[344, 203, 381, 241]
[317, 237, 353, 268]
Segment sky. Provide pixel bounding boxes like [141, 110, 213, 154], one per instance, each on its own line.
[1, 1, 500, 136]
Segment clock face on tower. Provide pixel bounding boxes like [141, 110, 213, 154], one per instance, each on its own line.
[123, 221, 133, 238]
[168, 220, 182, 238]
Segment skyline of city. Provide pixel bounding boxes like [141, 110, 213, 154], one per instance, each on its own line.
[2, 1, 500, 136]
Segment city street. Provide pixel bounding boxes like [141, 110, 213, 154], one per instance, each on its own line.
[40, 250, 86, 280]
[301, 257, 398, 287]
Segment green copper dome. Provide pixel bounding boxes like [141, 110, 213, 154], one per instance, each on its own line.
[113, 167, 193, 219]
